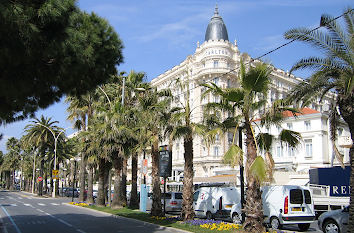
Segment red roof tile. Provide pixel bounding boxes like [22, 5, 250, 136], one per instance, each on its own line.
[282, 107, 320, 118]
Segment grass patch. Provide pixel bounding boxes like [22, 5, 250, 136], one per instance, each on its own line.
[85, 205, 244, 232]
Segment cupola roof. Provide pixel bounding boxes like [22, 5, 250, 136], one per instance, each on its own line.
[205, 5, 229, 42]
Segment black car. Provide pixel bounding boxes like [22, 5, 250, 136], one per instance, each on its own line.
[64, 188, 79, 197]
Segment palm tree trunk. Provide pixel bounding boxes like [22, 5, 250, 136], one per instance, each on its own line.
[112, 157, 123, 209]
[338, 94, 354, 229]
[5, 171, 10, 189]
[243, 121, 265, 233]
[121, 158, 127, 205]
[181, 136, 195, 221]
[87, 166, 94, 204]
[151, 141, 163, 216]
[104, 162, 110, 204]
[96, 158, 106, 206]
[129, 154, 139, 209]
[39, 160, 44, 196]
[79, 154, 86, 202]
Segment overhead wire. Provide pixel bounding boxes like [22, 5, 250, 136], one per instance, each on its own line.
[164, 8, 353, 98]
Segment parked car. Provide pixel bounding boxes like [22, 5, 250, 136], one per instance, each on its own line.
[64, 188, 79, 197]
[193, 186, 241, 223]
[262, 185, 315, 231]
[318, 206, 349, 233]
[93, 190, 98, 199]
[146, 192, 183, 213]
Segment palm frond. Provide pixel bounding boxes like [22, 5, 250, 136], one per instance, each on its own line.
[223, 144, 243, 167]
[249, 156, 267, 184]
[256, 133, 273, 152]
[279, 129, 302, 148]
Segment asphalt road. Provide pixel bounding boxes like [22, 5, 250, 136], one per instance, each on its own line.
[0, 190, 181, 233]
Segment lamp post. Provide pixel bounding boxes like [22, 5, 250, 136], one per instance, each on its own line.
[70, 157, 81, 202]
[238, 126, 245, 223]
[36, 123, 71, 198]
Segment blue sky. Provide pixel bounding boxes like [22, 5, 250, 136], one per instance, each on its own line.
[0, 0, 351, 152]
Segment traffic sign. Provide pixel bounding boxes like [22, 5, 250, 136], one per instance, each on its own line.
[37, 177, 43, 182]
[52, 170, 59, 180]
[142, 159, 148, 175]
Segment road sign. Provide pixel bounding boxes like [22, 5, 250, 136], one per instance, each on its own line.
[52, 170, 59, 179]
[142, 159, 148, 175]
[37, 177, 43, 182]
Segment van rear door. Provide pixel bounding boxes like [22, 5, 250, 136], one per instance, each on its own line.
[287, 188, 314, 218]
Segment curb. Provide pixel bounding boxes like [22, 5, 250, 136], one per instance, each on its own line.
[64, 203, 191, 233]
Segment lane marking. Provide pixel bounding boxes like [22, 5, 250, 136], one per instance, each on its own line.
[1, 206, 22, 233]
[51, 203, 59, 206]
[17, 197, 23, 200]
[37, 203, 45, 206]
[36, 209, 44, 213]
[10, 204, 17, 207]
[77, 229, 86, 233]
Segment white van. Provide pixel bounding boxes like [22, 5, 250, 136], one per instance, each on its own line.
[262, 185, 316, 231]
[193, 186, 242, 223]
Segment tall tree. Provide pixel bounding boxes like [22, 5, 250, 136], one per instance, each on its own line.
[22, 116, 61, 196]
[203, 61, 301, 232]
[0, 0, 123, 124]
[284, 8, 354, 227]
[169, 78, 201, 221]
[66, 93, 95, 202]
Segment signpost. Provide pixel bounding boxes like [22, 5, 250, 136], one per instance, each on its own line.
[159, 145, 172, 214]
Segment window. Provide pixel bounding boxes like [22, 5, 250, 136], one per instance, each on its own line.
[304, 190, 311, 204]
[214, 146, 219, 157]
[288, 146, 295, 157]
[215, 134, 220, 142]
[203, 147, 207, 157]
[277, 145, 283, 157]
[287, 123, 293, 130]
[338, 128, 343, 136]
[213, 60, 219, 68]
[193, 191, 199, 202]
[290, 189, 303, 204]
[227, 79, 231, 88]
[305, 139, 313, 157]
[228, 132, 233, 144]
[304, 121, 311, 130]
[213, 77, 219, 85]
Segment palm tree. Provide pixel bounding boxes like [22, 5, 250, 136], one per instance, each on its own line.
[23, 116, 61, 196]
[137, 86, 173, 216]
[203, 61, 301, 232]
[168, 77, 203, 221]
[66, 93, 95, 202]
[284, 7, 354, 226]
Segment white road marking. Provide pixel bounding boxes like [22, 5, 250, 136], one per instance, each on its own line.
[37, 203, 45, 206]
[24, 204, 33, 207]
[0, 198, 5, 200]
[17, 197, 23, 200]
[10, 204, 17, 207]
[51, 203, 59, 206]
[77, 229, 86, 233]
[1, 206, 22, 233]
[36, 209, 44, 213]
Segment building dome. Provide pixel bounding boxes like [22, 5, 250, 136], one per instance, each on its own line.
[205, 5, 229, 42]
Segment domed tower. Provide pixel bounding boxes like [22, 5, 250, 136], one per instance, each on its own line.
[205, 5, 229, 41]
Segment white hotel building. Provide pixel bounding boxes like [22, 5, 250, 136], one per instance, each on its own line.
[147, 6, 351, 185]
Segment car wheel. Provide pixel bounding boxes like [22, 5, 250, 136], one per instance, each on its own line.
[206, 211, 213, 220]
[232, 213, 241, 224]
[323, 219, 340, 233]
[270, 217, 282, 230]
[298, 223, 310, 231]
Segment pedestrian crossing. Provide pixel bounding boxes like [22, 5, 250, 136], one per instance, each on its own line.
[0, 202, 67, 207]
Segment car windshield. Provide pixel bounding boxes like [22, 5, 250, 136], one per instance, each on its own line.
[174, 193, 183, 199]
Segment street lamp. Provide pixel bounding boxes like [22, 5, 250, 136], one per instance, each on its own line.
[36, 123, 72, 198]
[70, 157, 81, 202]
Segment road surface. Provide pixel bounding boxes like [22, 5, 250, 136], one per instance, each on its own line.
[0, 190, 181, 233]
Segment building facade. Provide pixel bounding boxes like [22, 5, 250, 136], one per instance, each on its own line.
[149, 6, 351, 185]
